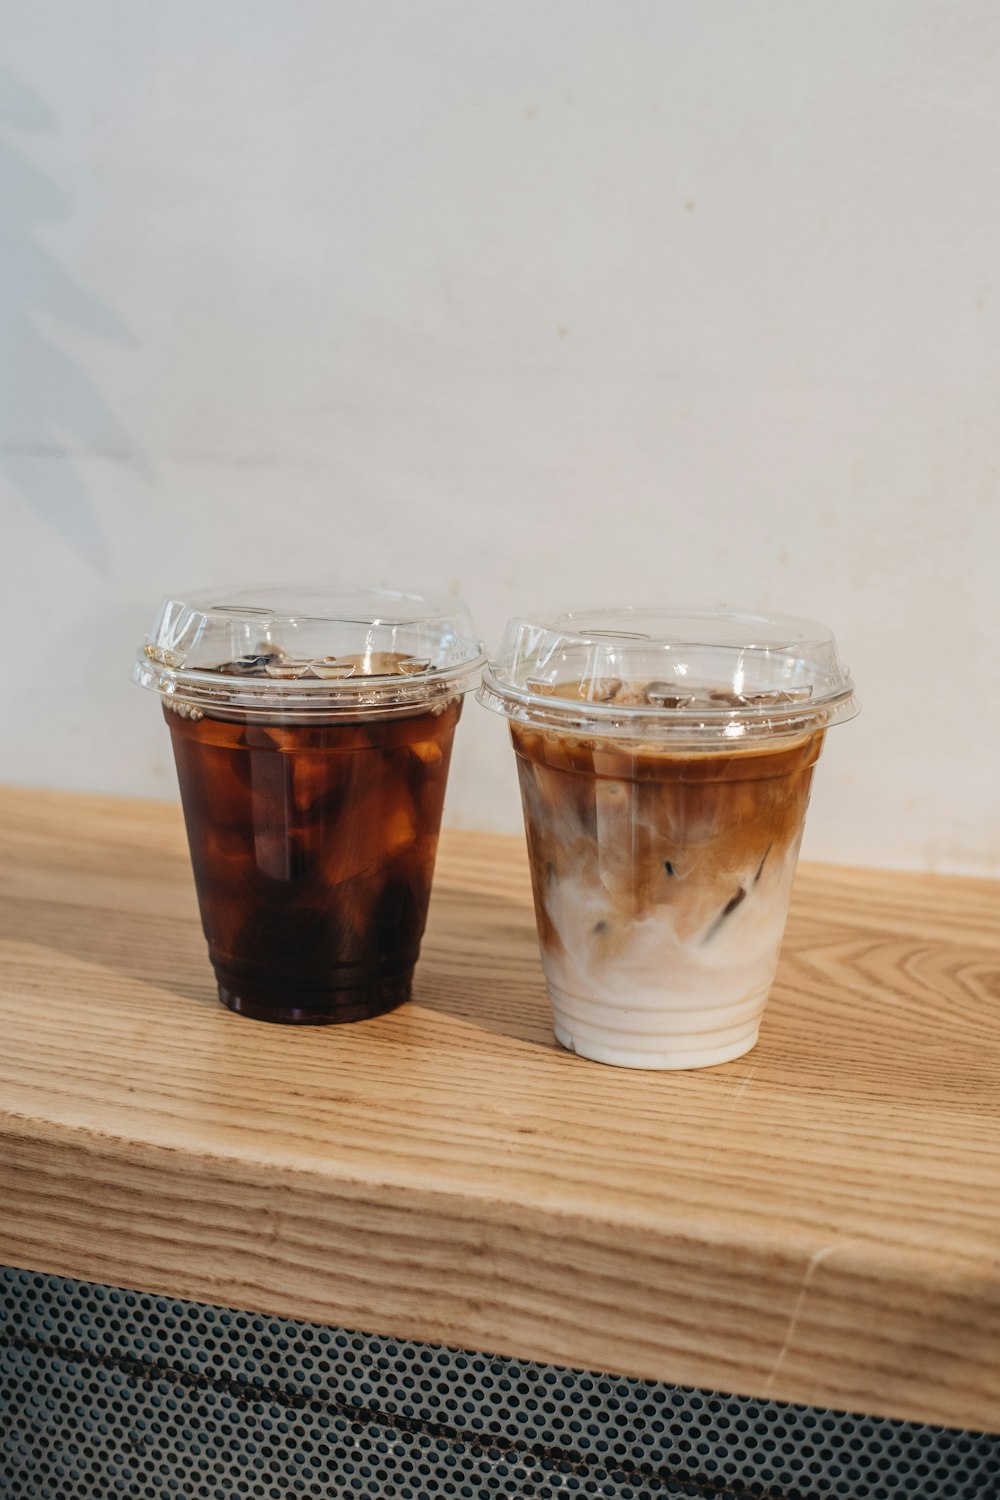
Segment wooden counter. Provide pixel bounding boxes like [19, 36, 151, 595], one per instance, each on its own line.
[0, 787, 998, 1431]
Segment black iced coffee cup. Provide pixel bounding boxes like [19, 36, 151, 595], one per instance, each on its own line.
[133, 587, 484, 1023]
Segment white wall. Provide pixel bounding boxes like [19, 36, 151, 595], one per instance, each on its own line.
[2, 0, 999, 874]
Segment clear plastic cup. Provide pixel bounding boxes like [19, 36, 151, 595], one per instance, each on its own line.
[133, 587, 484, 1024]
[479, 608, 858, 1069]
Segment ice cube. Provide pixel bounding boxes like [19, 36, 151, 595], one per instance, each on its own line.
[644, 682, 695, 709]
[264, 658, 311, 679]
[410, 739, 443, 765]
[224, 653, 279, 677]
[595, 778, 638, 908]
[586, 678, 622, 703]
[361, 652, 409, 677]
[308, 659, 357, 680]
[737, 691, 782, 707]
[144, 644, 184, 668]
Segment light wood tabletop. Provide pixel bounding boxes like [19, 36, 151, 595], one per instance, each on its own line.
[0, 787, 998, 1431]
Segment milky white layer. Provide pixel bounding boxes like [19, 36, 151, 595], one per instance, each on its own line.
[537, 841, 803, 1070]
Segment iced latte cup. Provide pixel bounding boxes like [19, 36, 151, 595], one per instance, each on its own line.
[479, 609, 858, 1068]
[133, 588, 483, 1023]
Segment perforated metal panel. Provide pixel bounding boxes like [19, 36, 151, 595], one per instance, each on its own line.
[1, 1266, 997, 1499]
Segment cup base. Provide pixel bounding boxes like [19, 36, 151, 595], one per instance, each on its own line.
[217, 970, 413, 1025]
[551, 1020, 761, 1068]
[546, 978, 769, 1070]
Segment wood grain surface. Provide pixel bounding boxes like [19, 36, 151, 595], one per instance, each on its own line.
[0, 786, 998, 1431]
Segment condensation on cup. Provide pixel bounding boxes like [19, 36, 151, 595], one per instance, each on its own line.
[479, 608, 858, 1070]
[133, 586, 484, 1024]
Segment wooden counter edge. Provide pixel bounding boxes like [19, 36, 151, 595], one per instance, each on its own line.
[2, 1111, 997, 1434]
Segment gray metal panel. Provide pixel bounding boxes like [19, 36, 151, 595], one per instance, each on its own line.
[2, 1267, 997, 1498]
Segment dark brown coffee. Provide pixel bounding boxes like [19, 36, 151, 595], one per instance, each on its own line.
[165, 697, 461, 1023]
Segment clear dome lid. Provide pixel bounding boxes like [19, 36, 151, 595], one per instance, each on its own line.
[479, 607, 858, 744]
[133, 585, 485, 719]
